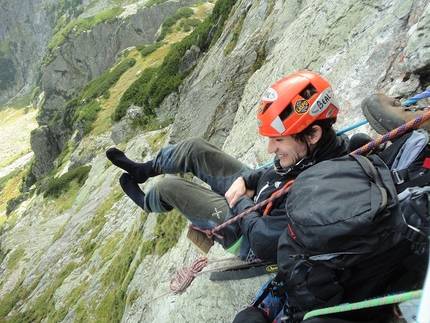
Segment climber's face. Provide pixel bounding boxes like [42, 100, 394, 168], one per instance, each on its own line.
[267, 136, 309, 168]
[267, 126, 322, 168]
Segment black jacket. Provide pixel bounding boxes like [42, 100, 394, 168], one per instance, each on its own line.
[233, 134, 350, 263]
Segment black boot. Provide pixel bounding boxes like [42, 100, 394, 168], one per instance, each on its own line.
[106, 148, 158, 183]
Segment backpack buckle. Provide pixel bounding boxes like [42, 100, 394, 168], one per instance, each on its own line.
[270, 279, 281, 297]
[404, 224, 428, 254]
[391, 169, 405, 185]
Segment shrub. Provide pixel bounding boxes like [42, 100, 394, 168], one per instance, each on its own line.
[145, 0, 168, 7]
[44, 165, 91, 198]
[136, 42, 165, 57]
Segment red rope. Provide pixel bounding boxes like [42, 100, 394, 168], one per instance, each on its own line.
[169, 256, 210, 294]
[189, 180, 295, 240]
[168, 181, 294, 296]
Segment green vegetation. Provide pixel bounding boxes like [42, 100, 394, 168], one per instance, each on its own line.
[44, 7, 125, 65]
[179, 17, 202, 32]
[224, 13, 245, 55]
[147, 130, 169, 152]
[45, 0, 84, 28]
[80, 58, 136, 101]
[2, 168, 27, 215]
[0, 1, 241, 321]
[80, 189, 124, 260]
[157, 7, 194, 42]
[137, 209, 188, 257]
[153, 209, 187, 255]
[145, 0, 168, 7]
[112, 0, 238, 129]
[53, 56, 136, 135]
[136, 42, 165, 57]
[0, 276, 41, 322]
[95, 229, 143, 322]
[6, 247, 25, 271]
[43, 166, 91, 199]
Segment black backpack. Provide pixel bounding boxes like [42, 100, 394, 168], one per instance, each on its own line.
[253, 130, 430, 321]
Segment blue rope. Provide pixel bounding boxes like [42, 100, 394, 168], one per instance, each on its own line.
[402, 90, 430, 106]
[335, 120, 368, 135]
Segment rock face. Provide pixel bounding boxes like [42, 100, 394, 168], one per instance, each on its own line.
[0, 0, 53, 104]
[26, 0, 200, 181]
[38, 0, 199, 125]
[1, 0, 429, 322]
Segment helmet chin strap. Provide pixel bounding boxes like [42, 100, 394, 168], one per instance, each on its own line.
[274, 142, 319, 176]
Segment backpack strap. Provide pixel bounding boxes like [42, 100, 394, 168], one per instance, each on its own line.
[393, 160, 430, 193]
[349, 154, 388, 213]
[354, 143, 430, 254]
[389, 130, 430, 193]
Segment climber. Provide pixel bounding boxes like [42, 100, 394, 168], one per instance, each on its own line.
[232, 91, 430, 323]
[106, 71, 367, 263]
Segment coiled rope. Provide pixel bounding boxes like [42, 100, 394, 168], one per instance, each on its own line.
[169, 256, 263, 294]
[169, 256, 210, 294]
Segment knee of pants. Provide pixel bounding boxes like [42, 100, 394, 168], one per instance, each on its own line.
[152, 176, 186, 195]
[144, 178, 182, 213]
[177, 137, 208, 158]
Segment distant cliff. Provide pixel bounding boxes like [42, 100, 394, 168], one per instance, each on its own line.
[38, 0, 199, 125]
[0, 0, 53, 103]
[22, 0, 200, 182]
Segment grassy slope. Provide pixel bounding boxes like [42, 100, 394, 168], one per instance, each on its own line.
[0, 3, 216, 322]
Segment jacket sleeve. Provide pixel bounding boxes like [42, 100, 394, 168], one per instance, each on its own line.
[233, 196, 282, 263]
[240, 168, 265, 190]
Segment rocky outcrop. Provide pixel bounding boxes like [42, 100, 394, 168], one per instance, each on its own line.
[0, 0, 53, 104]
[1, 0, 429, 322]
[38, 0, 199, 126]
[28, 0, 200, 182]
[29, 126, 63, 179]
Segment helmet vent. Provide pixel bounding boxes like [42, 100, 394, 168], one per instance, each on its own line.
[300, 84, 318, 99]
[279, 103, 294, 121]
[262, 102, 272, 114]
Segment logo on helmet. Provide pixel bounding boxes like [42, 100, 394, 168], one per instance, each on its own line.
[294, 99, 309, 114]
[257, 101, 264, 113]
[309, 88, 333, 116]
[325, 107, 335, 118]
[261, 88, 278, 101]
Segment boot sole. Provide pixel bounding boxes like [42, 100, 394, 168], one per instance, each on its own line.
[186, 228, 213, 255]
[361, 94, 406, 135]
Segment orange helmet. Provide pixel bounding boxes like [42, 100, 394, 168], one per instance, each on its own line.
[257, 71, 339, 137]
